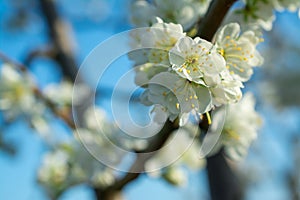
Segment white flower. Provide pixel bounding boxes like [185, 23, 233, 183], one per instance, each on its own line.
[0, 64, 36, 119]
[214, 23, 263, 82]
[134, 63, 169, 87]
[130, 0, 158, 27]
[38, 150, 70, 198]
[129, 19, 185, 66]
[230, 0, 276, 31]
[130, 0, 211, 30]
[143, 71, 213, 124]
[213, 92, 262, 160]
[272, 0, 300, 12]
[92, 168, 115, 187]
[170, 36, 226, 84]
[43, 80, 89, 107]
[43, 81, 73, 106]
[162, 167, 187, 186]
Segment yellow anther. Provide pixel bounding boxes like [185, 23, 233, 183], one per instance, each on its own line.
[162, 92, 167, 96]
[206, 112, 212, 125]
[194, 95, 198, 99]
[218, 49, 225, 56]
[189, 95, 193, 99]
[230, 71, 235, 75]
[176, 103, 180, 110]
[191, 103, 195, 108]
[226, 65, 230, 69]
[225, 36, 231, 39]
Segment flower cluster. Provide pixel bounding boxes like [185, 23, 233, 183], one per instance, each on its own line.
[130, 20, 264, 125]
[213, 23, 263, 82]
[130, 0, 211, 30]
[212, 93, 262, 160]
[38, 106, 124, 198]
[0, 64, 37, 119]
[226, 0, 300, 31]
[38, 141, 115, 199]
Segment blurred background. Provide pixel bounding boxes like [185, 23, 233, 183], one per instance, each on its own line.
[0, 0, 300, 199]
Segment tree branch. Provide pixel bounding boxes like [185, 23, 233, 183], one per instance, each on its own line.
[39, 0, 79, 82]
[207, 150, 244, 200]
[196, 0, 237, 41]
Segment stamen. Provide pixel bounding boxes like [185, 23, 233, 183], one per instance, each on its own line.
[206, 112, 212, 125]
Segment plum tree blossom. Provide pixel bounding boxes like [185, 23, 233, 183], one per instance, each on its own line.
[214, 23, 263, 82]
[129, 18, 185, 66]
[0, 64, 36, 119]
[130, 0, 212, 30]
[212, 93, 262, 160]
[38, 140, 116, 199]
[226, 0, 300, 31]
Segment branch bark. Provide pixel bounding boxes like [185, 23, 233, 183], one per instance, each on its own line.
[39, 0, 79, 82]
[207, 150, 244, 200]
[196, 0, 237, 41]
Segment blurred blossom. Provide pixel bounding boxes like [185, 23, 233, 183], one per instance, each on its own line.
[43, 80, 90, 107]
[0, 63, 37, 120]
[38, 138, 116, 198]
[212, 92, 263, 160]
[145, 123, 206, 181]
[162, 167, 188, 186]
[225, 0, 300, 31]
[130, 0, 211, 30]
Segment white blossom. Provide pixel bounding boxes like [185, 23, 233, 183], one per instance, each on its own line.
[214, 23, 264, 82]
[272, 0, 300, 12]
[169, 36, 226, 84]
[134, 63, 169, 87]
[129, 19, 185, 66]
[130, 0, 211, 30]
[162, 167, 188, 186]
[229, 0, 276, 31]
[143, 71, 213, 124]
[213, 93, 262, 160]
[0, 64, 36, 119]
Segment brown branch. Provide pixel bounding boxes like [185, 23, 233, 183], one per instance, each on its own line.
[196, 0, 238, 41]
[0, 51, 27, 71]
[39, 0, 79, 82]
[23, 46, 56, 66]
